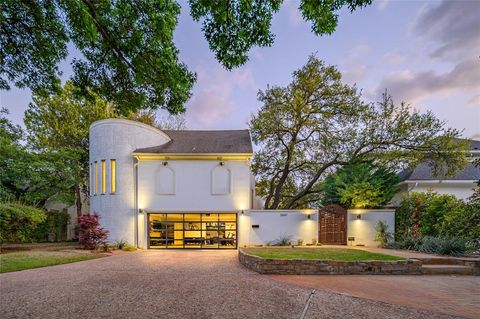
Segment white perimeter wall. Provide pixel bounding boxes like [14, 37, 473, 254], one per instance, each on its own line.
[238, 210, 318, 246]
[347, 209, 395, 247]
[137, 160, 252, 212]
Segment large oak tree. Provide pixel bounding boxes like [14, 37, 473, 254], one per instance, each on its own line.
[250, 56, 468, 209]
[1, 0, 371, 114]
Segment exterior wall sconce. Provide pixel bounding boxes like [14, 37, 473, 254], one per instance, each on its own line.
[307, 214, 311, 220]
[219, 161, 225, 166]
[162, 161, 168, 166]
[356, 214, 362, 220]
[240, 210, 244, 215]
[139, 209, 144, 214]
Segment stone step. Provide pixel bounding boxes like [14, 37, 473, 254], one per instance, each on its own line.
[422, 265, 474, 275]
[418, 258, 463, 265]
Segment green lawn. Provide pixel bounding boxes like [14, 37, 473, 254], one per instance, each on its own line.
[0, 250, 101, 273]
[243, 247, 405, 261]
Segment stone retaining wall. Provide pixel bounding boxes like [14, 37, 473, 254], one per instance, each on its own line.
[239, 249, 422, 275]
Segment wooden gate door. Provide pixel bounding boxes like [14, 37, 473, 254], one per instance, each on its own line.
[318, 204, 347, 245]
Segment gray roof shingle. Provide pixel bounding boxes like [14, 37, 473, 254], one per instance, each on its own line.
[134, 130, 253, 154]
[399, 162, 480, 181]
[399, 139, 480, 181]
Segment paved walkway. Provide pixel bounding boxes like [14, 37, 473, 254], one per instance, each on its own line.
[0, 250, 465, 319]
[270, 275, 480, 319]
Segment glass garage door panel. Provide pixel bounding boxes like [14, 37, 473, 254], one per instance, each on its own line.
[148, 213, 237, 249]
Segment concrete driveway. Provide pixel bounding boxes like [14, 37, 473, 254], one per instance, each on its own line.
[0, 250, 463, 319]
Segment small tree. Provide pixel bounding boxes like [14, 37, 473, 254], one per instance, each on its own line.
[76, 213, 108, 249]
[0, 202, 46, 246]
[321, 161, 399, 208]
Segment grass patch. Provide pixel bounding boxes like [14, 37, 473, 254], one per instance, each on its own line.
[0, 250, 101, 273]
[243, 247, 405, 261]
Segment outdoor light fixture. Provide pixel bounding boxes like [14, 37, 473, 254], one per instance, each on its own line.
[139, 209, 144, 214]
[307, 214, 311, 220]
[356, 214, 362, 220]
[162, 161, 168, 166]
[240, 210, 244, 215]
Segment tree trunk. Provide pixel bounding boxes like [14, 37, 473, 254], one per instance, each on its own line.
[75, 185, 82, 217]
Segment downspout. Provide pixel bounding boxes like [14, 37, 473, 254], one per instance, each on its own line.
[134, 157, 139, 248]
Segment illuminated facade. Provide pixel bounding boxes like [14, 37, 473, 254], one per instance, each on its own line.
[89, 118, 396, 249]
[89, 118, 253, 249]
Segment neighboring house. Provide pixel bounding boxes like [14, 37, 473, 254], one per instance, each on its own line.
[89, 118, 396, 249]
[394, 139, 480, 203]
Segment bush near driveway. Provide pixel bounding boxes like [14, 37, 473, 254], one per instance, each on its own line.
[0, 202, 46, 245]
[393, 190, 480, 256]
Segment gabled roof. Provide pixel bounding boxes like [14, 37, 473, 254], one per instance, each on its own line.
[399, 139, 480, 182]
[134, 130, 253, 154]
[399, 162, 480, 181]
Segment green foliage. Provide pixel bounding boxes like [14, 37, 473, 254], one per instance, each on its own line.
[0, 109, 78, 206]
[24, 82, 116, 214]
[113, 239, 128, 250]
[31, 210, 71, 242]
[321, 162, 399, 208]
[272, 234, 292, 246]
[300, 0, 372, 35]
[0, 202, 47, 244]
[395, 191, 479, 249]
[189, 0, 282, 70]
[389, 235, 469, 257]
[374, 220, 393, 248]
[250, 56, 466, 209]
[2, 0, 372, 113]
[437, 188, 480, 240]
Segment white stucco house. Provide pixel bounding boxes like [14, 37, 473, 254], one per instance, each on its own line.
[394, 139, 480, 203]
[89, 118, 395, 249]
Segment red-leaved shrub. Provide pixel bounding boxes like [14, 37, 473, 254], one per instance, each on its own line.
[76, 213, 108, 249]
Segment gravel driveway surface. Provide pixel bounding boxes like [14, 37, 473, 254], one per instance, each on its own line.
[0, 250, 461, 319]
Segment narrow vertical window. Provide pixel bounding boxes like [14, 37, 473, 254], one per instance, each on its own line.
[101, 160, 106, 194]
[94, 161, 98, 194]
[90, 163, 93, 196]
[110, 159, 116, 193]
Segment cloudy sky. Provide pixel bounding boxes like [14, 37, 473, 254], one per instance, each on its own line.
[3, 0, 479, 139]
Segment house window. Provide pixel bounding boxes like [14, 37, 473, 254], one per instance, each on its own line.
[101, 160, 106, 194]
[94, 161, 98, 195]
[110, 159, 116, 194]
[90, 163, 93, 196]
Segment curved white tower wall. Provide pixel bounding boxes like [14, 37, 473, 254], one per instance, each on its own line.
[89, 119, 170, 245]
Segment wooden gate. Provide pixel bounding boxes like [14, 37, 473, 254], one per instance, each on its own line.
[318, 204, 347, 245]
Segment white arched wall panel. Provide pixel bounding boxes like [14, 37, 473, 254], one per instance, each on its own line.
[211, 165, 231, 195]
[156, 165, 175, 195]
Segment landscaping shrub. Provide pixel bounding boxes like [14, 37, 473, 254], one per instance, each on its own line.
[418, 236, 468, 256]
[395, 191, 468, 240]
[32, 210, 70, 242]
[273, 234, 292, 246]
[0, 202, 46, 244]
[374, 220, 393, 248]
[114, 239, 128, 250]
[76, 213, 108, 249]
